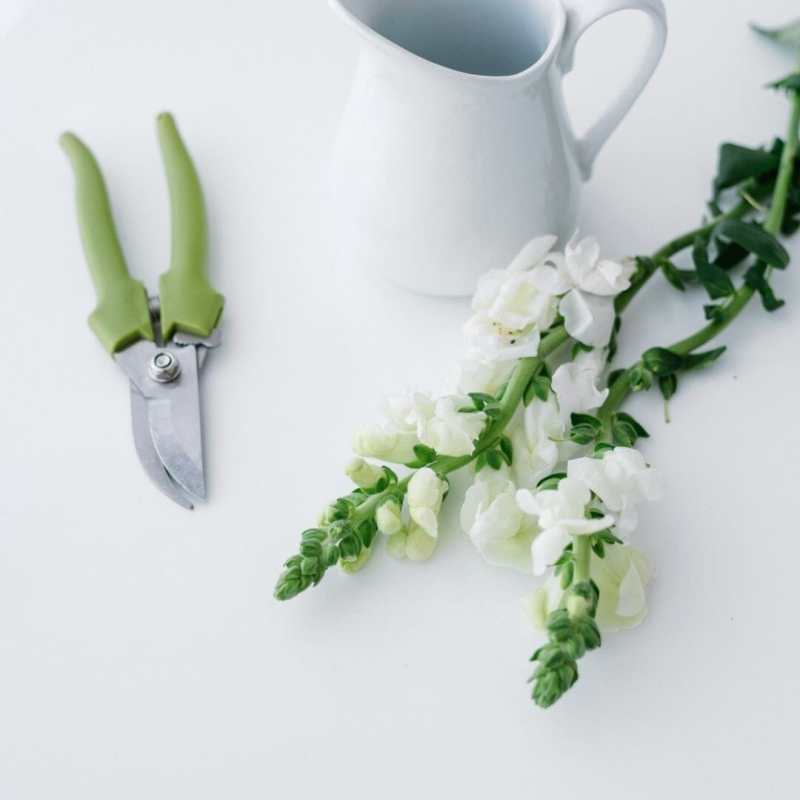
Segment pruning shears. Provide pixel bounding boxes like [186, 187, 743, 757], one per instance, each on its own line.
[61, 113, 224, 510]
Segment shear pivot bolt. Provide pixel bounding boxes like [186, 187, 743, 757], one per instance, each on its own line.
[149, 351, 181, 383]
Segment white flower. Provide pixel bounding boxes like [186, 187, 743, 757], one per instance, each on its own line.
[353, 392, 426, 464]
[593, 544, 652, 631]
[562, 236, 635, 297]
[376, 498, 403, 536]
[407, 467, 445, 539]
[517, 478, 615, 575]
[567, 447, 661, 533]
[523, 544, 652, 632]
[464, 235, 560, 361]
[345, 457, 384, 489]
[460, 470, 537, 572]
[552, 348, 609, 423]
[386, 522, 437, 562]
[546, 235, 635, 348]
[418, 396, 487, 457]
[356, 391, 486, 462]
[456, 350, 515, 396]
[508, 396, 565, 489]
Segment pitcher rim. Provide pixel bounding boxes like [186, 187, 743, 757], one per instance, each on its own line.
[328, 0, 567, 85]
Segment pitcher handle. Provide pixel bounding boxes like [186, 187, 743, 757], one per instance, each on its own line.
[558, 0, 667, 180]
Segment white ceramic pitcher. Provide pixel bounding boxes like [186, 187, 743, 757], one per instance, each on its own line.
[328, 0, 667, 296]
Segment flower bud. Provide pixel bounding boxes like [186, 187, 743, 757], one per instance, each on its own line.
[405, 523, 437, 561]
[345, 457, 384, 489]
[386, 531, 408, 560]
[407, 467, 445, 539]
[353, 425, 418, 464]
[340, 546, 372, 574]
[376, 498, 403, 536]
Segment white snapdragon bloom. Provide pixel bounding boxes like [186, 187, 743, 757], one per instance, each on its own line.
[386, 522, 437, 562]
[407, 467, 445, 539]
[456, 350, 516, 396]
[567, 447, 661, 533]
[551, 347, 609, 423]
[508, 396, 565, 489]
[533, 235, 635, 347]
[463, 235, 560, 361]
[562, 235, 635, 296]
[593, 544, 652, 630]
[353, 424, 418, 464]
[345, 457, 384, 489]
[418, 396, 487, 457]
[517, 478, 615, 575]
[355, 391, 485, 462]
[460, 470, 538, 572]
[523, 544, 652, 632]
[353, 392, 425, 464]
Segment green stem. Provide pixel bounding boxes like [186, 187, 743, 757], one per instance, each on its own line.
[574, 536, 591, 583]
[601, 85, 800, 419]
[352, 200, 765, 526]
[668, 89, 799, 355]
[615, 199, 751, 314]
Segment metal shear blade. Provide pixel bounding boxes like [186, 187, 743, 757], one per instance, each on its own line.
[130, 386, 195, 510]
[116, 340, 207, 508]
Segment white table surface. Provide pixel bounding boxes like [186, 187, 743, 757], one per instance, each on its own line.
[2, 0, 799, 797]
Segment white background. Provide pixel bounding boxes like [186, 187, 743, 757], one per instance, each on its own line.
[1, 0, 799, 797]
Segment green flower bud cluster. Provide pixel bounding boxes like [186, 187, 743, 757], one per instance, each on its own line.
[274, 469, 400, 601]
[529, 581, 601, 709]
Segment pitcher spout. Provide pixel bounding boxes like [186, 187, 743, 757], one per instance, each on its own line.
[329, 0, 565, 84]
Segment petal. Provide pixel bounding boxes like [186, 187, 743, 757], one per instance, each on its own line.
[507, 234, 558, 272]
[531, 527, 570, 575]
[406, 525, 438, 561]
[530, 261, 572, 295]
[616, 561, 647, 617]
[560, 290, 616, 348]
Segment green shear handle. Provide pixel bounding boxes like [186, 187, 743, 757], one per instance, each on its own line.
[60, 133, 154, 353]
[61, 113, 224, 354]
[156, 112, 224, 342]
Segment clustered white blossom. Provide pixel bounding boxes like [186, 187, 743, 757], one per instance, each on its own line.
[350, 233, 661, 634]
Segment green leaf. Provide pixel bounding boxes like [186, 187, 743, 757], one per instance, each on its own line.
[713, 142, 780, 195]
[593, 441, 615, 457]
[537, 472, 566, 491]
[704, 303, 726, 321]
[768, 72, 800, 92]
[468, 392, 496, 410]
[682, 346, 727, 371]
[715, 219, 790, 269]
[642, 347, 685, 376]
[611, 420, 637, 447]
[499, 436, 514, 466]
[658, 374, 678, 402]
[571, 341, 594, 359]
[751, 19, 800, 49]
[404, 444, 438, 468]
[524, 374, 551, 405]
[658, 257, 686, 291]
[569, 413, 603, 446]
[713, 241, 750, 271]
[694, 239, 735, 299]
[745, 264, 785, 311]
[486, 450, 504, 470]
[628, 364, 653, 392]
[614, 412, 649, 438]
[474, 452, 488, 473]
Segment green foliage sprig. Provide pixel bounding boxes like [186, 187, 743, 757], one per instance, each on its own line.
[274, 19, 800, 713]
